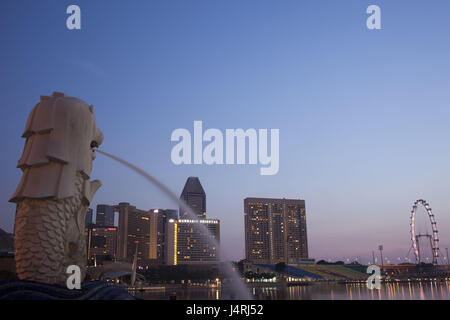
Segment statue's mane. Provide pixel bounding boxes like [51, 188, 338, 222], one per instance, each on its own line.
[10, 92, 100, 202]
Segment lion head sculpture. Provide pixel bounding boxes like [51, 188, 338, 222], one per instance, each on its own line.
[10, 92, 103, 285]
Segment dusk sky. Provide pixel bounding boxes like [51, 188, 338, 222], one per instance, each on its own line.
[2, 0, 450, 263]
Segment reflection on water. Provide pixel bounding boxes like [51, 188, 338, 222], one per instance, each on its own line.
[283, 281, 450, 300]
[134, 287, 228, 300]
[137, 281, 450, 300]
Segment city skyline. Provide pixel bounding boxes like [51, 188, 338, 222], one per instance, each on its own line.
[85, 177, 221, 267]
[2, 1, 450, 264]
[75, 177, 446, 265]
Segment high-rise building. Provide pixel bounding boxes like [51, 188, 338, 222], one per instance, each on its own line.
[180, 177, 206, 219]
[96, 204, 116, 227]
[86, 227, 118, 266]
[244, 198, 308, 264]
[116, 202, 152, 265]
[116, 202, 179, 266]
[85, 208, 94, 227]
[166, 177, 220, 265]
[166, 218, 220, 265]
[149, 208, 178, 265]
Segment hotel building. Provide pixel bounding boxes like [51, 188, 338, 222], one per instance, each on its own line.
[166, 218, 220, 265]
[149, 208, 178, 265]
[244, 197, 308, 264]
[166, 177, 220, 265]
[86, 226, 118, 265]
[116, 202, 152, 265]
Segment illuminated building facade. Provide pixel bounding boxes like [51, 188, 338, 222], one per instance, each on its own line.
[105, 176, 219, 266]
[86, 227, 117, 266]
[149, 208, 178, 265]
[244, 197, 308, 264]
[166, 177, 220, 265]
[116, 202, 152, 265]
[166, 218, 220, 265]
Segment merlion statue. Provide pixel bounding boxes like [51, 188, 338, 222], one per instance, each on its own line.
[9, 92, 103, 285]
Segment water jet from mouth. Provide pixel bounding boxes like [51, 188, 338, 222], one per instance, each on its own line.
[95, 149, 252, 300]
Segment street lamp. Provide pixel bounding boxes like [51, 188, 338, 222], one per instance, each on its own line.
[378, 245, 384, 269]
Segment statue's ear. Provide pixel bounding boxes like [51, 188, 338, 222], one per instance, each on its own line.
[89, 105, 94, 113]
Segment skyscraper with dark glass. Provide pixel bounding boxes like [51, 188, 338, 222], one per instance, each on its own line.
[244, 197, 308, 264]
[96, 204, 116, 227]
[85, 208, 94, 227]
[180, 177, 206, 219]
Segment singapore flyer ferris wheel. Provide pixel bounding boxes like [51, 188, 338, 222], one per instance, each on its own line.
[410, 199, 439, 265]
